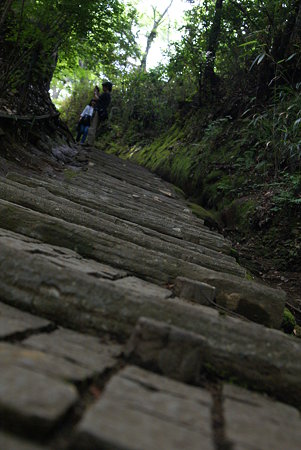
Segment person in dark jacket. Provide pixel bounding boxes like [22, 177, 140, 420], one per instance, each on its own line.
[87, 81, 112, 145]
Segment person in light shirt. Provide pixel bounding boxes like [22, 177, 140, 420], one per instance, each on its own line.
[76, 99, 96, 144]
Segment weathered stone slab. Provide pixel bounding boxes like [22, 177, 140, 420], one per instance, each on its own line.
[65, 161, 195, 215]
[0, 342, 94, 382]
[5, 173, 230, 253]
[115, 276, 172, 299]
[0, 302, 50, 338]
[0, 199, 243, 281]
[131, 218, 234, 263]
[125, 317, 301, 408]
[78, 157, 217, 241]
[174, 276, 216, 305]
[0, 238, 287, 342]
[0, 365, 78, 433]
[223, 384, 301, 450]
[0, 432, 45, 450]
[1, 175, 234, 264]
[0, 210, 285, 327]
[173, 275, 284, 326]
[89, 152, 176, 193]
[77, 149, 178, 197]
[24, 328, 122, 372]
[0, 227, 127, 281]
[75, 366, 214, 450]
[5, 171, 193, 224]
[0, 179, 241, 275]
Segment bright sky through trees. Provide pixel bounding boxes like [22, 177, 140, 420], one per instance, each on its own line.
[134, 0, 193, 68]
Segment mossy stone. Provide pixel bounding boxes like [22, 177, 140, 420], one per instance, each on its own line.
[281, 308, 296, 334]
[188, 202, 220, 230]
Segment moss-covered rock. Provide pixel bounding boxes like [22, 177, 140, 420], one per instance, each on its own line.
[188, 202, 220, 230]
[281, 308, 296, 334]
[172, 184, 186, 199]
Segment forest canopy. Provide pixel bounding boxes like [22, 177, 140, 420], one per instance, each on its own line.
[1, 0, 300, 111]
[0, 0, 139, 112]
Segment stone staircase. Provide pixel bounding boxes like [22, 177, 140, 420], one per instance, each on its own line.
[0, 148, 300, 449]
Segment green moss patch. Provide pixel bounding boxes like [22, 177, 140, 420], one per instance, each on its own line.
[188, 202, 218, 222]
[281, 308, 296, 334]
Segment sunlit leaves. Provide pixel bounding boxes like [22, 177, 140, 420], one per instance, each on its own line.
[2, 0, 139, 93]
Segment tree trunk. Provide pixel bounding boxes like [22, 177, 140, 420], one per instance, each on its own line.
[0, 0, 14, 28]
[288, 0, 301, 53]
[140, 0, 173, 72]
[270, 0, 301, 59]
[200, 0, 224, 102]
[140, 30, 157, 72]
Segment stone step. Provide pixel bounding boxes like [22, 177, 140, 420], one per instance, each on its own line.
[222, 384, 301, 450]
[64, 169, 225, 239]
[23, 328, 122, 375]
[0, 327, 121, 384]
[0, 364, 78, 434]
[125, 317, 301, 408]
[0, 227, 128, 281]
[6, 171, 197, 228]
[0, 302, 51, 339]
[0, 339, 113, 385]
[0, 218, 285, 327]
[0, 300, 122, 438]
[0, 173, 234, 250]
[0, 199, 245, 283]
[83, 151, 225, 233]
[73, 170, 192, 217]
[89, 150, 174, 193]
[173, 275, 280, 321]
[0, 230, 285, 337]
[0, 180, 244, 276]
[2, 175, 218, 249]
[74, 366, 215, 450]
[6, 173, 230, 252]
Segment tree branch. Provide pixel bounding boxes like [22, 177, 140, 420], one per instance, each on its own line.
[140, 0, 174, 71]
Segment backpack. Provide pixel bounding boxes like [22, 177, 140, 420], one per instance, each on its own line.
[80, 114, 91, 126]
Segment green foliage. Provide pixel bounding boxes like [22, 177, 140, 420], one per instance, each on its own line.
[165, 1, 216, 91]
[236, 86, 301, 175]
[107, 68, 181, 139]
[1, 0, 139, 97]
[165, 0, 301, 103]
[271, 174, 301, 211]
[203, 116, 232, 144]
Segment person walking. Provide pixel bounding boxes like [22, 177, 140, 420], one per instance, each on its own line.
[76, 99, 96, 144]
[87, 81, 112, 145]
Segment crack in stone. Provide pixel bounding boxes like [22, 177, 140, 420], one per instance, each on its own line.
[0, 323, 57, 343]
[47, 360, 126, 450]
[209, 383, 233, 450]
